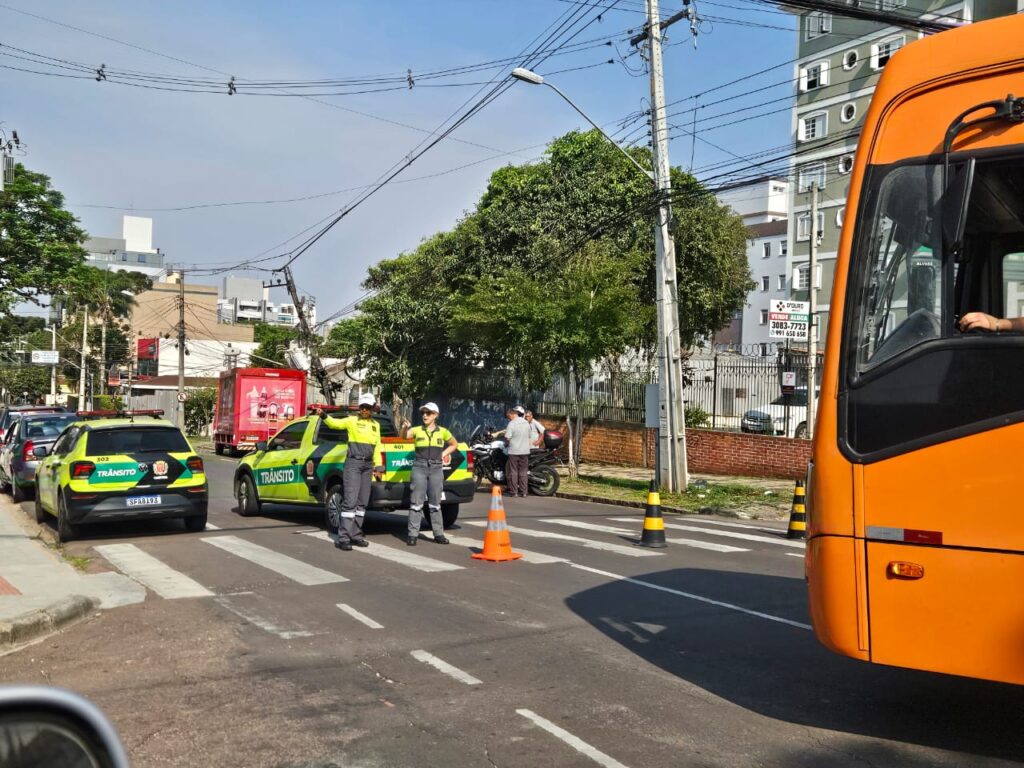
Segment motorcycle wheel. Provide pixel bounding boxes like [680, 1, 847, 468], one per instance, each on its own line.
[528, 465, 559, 496]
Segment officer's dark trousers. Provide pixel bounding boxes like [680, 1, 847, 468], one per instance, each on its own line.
[408, 459, 445, 538]
[339, 457, 372, 543]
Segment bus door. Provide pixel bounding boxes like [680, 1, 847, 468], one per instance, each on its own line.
[845, 152, 1024, 683]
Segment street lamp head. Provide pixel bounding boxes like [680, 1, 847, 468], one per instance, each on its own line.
[511, 67, 545, 85]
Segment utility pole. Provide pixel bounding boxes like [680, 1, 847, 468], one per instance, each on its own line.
[646, 0, 688, 491]
[78, 308, 89, 409]
[807, 182, 819, 438]
[49, 324, 57, 401]
[177, 269, 186, 429]
[277, 265, 336, 404]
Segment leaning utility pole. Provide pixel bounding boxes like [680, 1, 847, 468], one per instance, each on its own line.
[278, 265, 337, 404]
[176, 269, 186, 429]
[807, 182, 819, 438]
[645, 0, 689, 491]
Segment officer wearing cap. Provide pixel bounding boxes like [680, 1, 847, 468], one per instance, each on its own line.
[400, 402, 457, 546]
[324, 393, 383, 551]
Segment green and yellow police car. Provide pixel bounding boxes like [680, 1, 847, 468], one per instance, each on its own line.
[234, 405, 475, 530]
[33, 410, 208, 543]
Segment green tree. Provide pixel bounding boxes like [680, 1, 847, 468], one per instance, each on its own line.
[184, 387, 217, 436]
[0, 363, 50, 404]
[0, 163, 88, 313]
[252, 323, 299, 368]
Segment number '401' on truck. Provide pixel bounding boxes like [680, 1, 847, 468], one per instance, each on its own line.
[233, 405, 475, 530]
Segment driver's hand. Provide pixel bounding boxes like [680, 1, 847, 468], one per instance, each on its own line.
[959, 312, 999, 332]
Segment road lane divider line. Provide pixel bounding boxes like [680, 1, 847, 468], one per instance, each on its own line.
[410, 650, 482, 685]
[213, 596, 315, 639]
[440, 533, 567, 564]
[203, 535, 348, 585]
[608, 518, 805, 549]
[541, 519, 748, 553]
[463, 521, 662, 558]
[94, 544, 213, 599]
[516, 709, 631, 768]
[337, 603, 384, 629]
[303, 531, 463, 572]
[569, 563, 812, 631]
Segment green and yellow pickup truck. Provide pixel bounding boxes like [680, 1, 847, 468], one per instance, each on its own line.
[233, 408, 475, 530]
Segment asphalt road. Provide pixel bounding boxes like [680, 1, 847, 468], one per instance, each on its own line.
[3, 455, 1024, 767]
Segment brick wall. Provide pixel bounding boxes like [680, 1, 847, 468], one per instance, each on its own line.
[537, 414, 810, 480]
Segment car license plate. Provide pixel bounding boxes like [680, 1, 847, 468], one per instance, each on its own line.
[127, 495, 161, 507]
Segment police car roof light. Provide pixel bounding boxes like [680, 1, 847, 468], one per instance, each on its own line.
[75, 409, 165, 420]
[307, 404, 344, 413]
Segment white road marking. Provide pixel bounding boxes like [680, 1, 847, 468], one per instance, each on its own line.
[303, 531, 463, 572]
[786, 552, 805, 558]
[94, 544, 213, 599]
[204, 523, 221, 530]
[570, 563, 812, 631]
[213, 596, 314, 639]
[516, 709, 631, 768]
[337, 603, 384, 629]
[203, 535, 348, 585]
[664, 517, 789, 536]
[463, 521, 662, 557]
[608, 518, 805, 549]
[541, 519, 748, 553]
[441, 533, 566, 564]
[410, 650, 482, 685]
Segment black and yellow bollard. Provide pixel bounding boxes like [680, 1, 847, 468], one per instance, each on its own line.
[787, 479, 807, 540]
[637, 480, 667, 548]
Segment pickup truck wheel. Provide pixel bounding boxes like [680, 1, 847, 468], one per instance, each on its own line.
[324, 484, 343, 534]
[528, 465, 559, 496]
[441, 503, 459, 529]
[794, 423, 808, 440]
[56, 494, 78, 544]
[236, 475, 260, 516]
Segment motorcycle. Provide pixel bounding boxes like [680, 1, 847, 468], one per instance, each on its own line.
[469, 424, 562, 496]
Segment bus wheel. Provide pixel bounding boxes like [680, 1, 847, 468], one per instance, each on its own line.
[215, 443, 225, 455]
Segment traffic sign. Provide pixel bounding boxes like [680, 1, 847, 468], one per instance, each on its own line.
[768, 299, 809, 340]
[30, 350, 59, 365]
[781, 371, 797, 395]
[177, 391, 187, 403]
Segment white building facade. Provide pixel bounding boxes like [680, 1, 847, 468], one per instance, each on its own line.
[84, 215, 167, 280]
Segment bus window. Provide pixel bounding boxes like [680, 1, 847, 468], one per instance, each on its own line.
[853, 163, 943, 371]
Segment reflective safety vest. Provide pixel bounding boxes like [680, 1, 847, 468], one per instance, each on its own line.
[408, 425, 453, 462]
[324, 415, 380, 461]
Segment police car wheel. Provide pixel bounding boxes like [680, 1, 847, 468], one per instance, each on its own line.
[324, 484, 343, 533]
[183, 513, 207, 533]
[56, 495, 78, 544]
[441, 503, 459, 529]
[236, 475, 260, 517]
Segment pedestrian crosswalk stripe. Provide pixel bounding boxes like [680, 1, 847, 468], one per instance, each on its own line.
[463, 521, 662, 557]
[95, 544, 213, 599]
[608, 518, 805, 548]
[303, 531, 463, 572]
[441, 533, 566, 564]
[411, 649, 482, 685]
[203, 535, 349, 585]
[653, 516, 790, 536]
[541, 519, 748, 553]
[214, 595, 315, 639]
[785, 552, 804, 558]
[204, 523, 221, 530]
[337, 603, 384, 629]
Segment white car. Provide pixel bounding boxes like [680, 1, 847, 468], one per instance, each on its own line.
[740, 388, 818, 439]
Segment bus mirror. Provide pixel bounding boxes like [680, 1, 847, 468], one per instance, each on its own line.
[941, 157, 975, 263]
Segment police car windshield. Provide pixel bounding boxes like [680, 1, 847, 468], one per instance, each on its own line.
[87, 427, 190, 455]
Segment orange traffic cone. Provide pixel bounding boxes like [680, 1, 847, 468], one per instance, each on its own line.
[471, 485, 523, 562]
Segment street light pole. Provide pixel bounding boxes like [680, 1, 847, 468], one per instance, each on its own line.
[511, 52, 689, 491]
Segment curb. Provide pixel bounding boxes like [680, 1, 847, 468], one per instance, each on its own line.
[0, 595, 97, 650]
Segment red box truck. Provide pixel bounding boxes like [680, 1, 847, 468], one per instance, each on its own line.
[213, 368, 307, 455]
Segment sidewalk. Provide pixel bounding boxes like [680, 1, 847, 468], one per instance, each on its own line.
[572, 462, 796, 494]
[0, 497, 144, 650]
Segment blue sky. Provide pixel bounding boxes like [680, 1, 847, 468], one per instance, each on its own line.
[1, 0, 797, 321]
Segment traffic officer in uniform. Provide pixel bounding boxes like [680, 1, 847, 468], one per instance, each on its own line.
[324, 393, 383, 551]
[400, 402, 457, 546]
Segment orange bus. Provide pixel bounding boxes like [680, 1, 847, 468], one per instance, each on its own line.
[808, 12, 1024, 685]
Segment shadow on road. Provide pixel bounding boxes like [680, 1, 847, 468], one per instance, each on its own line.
[566, 567, 1024, 763]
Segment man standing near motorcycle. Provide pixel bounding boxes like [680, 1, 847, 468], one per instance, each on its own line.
[399, 403, 457, 546]
[525, 409, 546, 448]
[504, 406, 532, 497]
